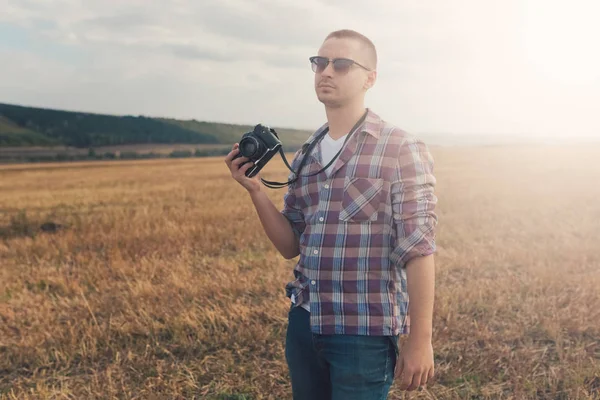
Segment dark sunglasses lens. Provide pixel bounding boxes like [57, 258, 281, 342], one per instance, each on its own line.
[333, 59, 353, 72]
[311, 57, 328, 72]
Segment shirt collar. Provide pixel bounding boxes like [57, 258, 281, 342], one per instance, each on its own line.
[361, 108, 382, 139]
[309, 108, 382, 143]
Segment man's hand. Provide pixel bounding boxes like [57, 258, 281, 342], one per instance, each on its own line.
[224, 143, 261, 194]
[395, 254, 436, 391]
[394, 335, 435, 391]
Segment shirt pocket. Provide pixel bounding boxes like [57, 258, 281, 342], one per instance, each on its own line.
[339, 176, 384, 222]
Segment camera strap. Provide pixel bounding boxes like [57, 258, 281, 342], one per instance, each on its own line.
[260, 109, 368, 189]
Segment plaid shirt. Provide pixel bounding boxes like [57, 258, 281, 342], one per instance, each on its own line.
[281, 109, 438, 336]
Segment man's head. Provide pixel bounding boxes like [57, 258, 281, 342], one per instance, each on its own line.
[312, 29, 378, 109]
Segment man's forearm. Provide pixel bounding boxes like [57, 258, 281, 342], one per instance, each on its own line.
[405, 254, 435, 339]
[249, 190, 300, 259]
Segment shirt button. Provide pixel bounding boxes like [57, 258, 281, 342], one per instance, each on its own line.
[319, 217, 324, 222]
[311, 280, 316, 285]
[313, 249, 319, 255]
[324, 184, 330, 189]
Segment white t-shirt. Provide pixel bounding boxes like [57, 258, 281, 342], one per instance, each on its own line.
[321, 132, 348, 176]
[290, 131, 348, 312]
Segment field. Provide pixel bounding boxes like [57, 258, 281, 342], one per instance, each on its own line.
[1, 144, 599, 399]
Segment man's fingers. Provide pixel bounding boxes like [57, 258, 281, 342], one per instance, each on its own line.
[399, 370, 413, 391]
[224, 151, 237, 165]
[239, 160, 254, 174]
[224, 144, 240, 165]
[407, 370, 422, 391]
[231, 155, 249, 168]
[231, 159, 254, 180]
[427, 367, 435, 385]
[420, 370, 429, 388]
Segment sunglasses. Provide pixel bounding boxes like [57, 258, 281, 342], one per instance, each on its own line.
[309, 56, 372, 74]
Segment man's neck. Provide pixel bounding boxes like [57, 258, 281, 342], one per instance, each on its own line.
[325, 102, 367, 140]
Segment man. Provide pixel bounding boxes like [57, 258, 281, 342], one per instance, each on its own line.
[224, 29, 438, 399]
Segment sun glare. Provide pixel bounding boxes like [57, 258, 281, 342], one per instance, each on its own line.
[522, 0, 600, 85]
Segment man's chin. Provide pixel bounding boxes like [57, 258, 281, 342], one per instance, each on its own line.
[316, 94, 340, 107]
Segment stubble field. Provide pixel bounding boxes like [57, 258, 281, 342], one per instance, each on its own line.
[1, 143, 599, 399]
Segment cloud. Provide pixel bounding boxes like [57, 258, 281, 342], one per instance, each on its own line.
[82, 13, 154, 32]
[192, 0, 325, 47]
[0, 0, 473, 69]
[0, 0, 598, 136]
[0, 0, 327, 71]
[162, 43, 237, 62]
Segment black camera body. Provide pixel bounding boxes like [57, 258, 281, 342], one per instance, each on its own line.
[232, 124, 282, 178]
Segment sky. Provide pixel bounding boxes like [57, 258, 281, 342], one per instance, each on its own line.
[0, 0, 599, 139]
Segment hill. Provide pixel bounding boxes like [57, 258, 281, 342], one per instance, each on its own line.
[0, 103, 312, 149]
[157, 117, 311, 150]
[0, 116, 61, 146]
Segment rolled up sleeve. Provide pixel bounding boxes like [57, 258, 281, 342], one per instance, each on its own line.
[389, 136, 438, 269]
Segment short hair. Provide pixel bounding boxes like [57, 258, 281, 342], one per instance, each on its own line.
[324, 29, 377, 70]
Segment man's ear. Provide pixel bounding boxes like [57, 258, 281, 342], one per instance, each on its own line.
[364, 70, 377, 90]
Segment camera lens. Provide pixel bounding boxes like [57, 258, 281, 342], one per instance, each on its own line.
[239, 137, 261, 158]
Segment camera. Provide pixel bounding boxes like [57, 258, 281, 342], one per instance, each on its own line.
[232, 124, 282, 178]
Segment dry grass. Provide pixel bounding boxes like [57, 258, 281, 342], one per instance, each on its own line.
[1, 143, 599, 399]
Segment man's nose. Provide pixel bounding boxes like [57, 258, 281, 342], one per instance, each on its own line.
[321, 61, 335, 77]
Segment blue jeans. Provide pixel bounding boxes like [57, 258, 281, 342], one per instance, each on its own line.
[285, 303, 400, 400]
